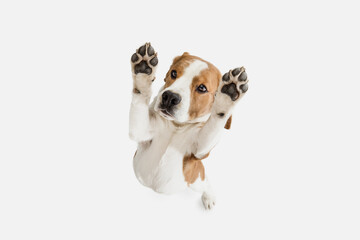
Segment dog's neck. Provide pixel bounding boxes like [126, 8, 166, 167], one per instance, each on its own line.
[171, 120, 205, 130]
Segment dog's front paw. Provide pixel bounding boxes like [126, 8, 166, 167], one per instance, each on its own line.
[220, 67, 248, 101]
[131, 42, 158, 77]
[131, 43, 158, 95]
[213, 67, 249, 115]
[202, 192, 216, 210]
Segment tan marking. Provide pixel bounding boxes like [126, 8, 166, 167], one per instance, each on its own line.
[163, 52, 221, 120]
[163, 52, 216, 88]
[225, 115, 232, 129]
[188, 60, 221, 120]
[183, 153, 210, 185]
[163, 52, 192, 87]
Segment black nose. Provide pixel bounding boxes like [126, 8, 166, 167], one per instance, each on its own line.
[161, 90, 181, 109]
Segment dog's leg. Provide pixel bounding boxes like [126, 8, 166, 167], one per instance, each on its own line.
[183, 154, 216, 209]
[190, 176, 216, 210]
[194, 67, 249, 158]
[190, 67, 248, 209]
[129, 43, 158, 142]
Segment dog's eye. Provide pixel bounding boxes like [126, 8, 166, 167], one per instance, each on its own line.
[197, 84, 207, 93]
[171, 70, 177, 79]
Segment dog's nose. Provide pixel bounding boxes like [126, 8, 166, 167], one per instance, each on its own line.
[161, 90, 181, 109]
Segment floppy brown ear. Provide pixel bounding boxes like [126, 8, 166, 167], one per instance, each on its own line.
[224, 115, 232, 130]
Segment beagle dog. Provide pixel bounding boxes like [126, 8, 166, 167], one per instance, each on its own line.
[129, 43, 249, 209]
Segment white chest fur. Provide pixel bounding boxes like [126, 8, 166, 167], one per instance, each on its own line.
[133, 112, 202, 194]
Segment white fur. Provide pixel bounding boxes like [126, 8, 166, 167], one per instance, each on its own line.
[129, 54, 239, 209]
[154, 60, 208, 123]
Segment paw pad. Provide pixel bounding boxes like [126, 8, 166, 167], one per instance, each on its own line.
[131, 43, 158, 75]
[220, 67, 248, 101]
[221, 82, 238, 101]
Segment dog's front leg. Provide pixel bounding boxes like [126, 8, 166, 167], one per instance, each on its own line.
[195, 67, 249, 157]
[129, 43, 158, 142]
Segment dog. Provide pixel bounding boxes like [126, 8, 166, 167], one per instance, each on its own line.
[129, 43, 249, 209]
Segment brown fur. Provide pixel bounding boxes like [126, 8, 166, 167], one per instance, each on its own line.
[164, 52, 221, 120]
[183, 153, 209, 185]
[164, 52, 193, 88]
[188, 64, 221, 120]
[225, 115, 232, 129]
[164, 52, 221, 123]
[165, 53, 221, 185]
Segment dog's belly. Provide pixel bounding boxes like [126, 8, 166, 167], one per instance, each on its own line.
[133, 130, 196, 194]
[133, 145, 187, 193]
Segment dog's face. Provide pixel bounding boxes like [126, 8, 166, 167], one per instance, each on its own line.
[155, 53, 221, 123]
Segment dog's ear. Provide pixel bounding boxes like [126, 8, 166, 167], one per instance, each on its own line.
[172, 52, 190, 65]
[224, 115, 232, 130]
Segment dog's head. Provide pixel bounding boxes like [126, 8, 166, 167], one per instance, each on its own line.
[155, 52, 221, 123]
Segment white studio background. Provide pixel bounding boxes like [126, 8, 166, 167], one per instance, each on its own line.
[0, 0, 359, 239]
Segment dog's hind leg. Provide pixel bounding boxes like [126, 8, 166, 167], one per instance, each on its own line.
[190, 176, 216, 210]
[183, 154, 216, 210]
[129, 43, 159, 142]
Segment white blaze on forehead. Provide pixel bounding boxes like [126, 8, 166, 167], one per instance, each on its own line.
[165, 60, 209, 122]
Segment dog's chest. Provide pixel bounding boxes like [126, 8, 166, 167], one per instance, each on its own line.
[133, 124, 200, 193]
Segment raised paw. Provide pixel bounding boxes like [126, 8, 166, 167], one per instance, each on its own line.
[220, 67, 249, 101]
[212, 67, 248, 115]
[202, 192, 216, 210]
[131, 43, 158, 76]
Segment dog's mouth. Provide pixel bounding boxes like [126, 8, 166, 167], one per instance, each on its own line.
[159, 108, 175, 120]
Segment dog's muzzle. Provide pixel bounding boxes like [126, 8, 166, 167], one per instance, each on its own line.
[160, 90, 181, 116]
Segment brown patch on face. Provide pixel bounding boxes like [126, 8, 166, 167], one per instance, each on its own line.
[163, 52, 218, 88]
[183, 153, 210, 185]
[188, 62, 221, 120]
[224, 115, 232, 129]
[163, 52, 221, 121]
[164, 52, 192, 88]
